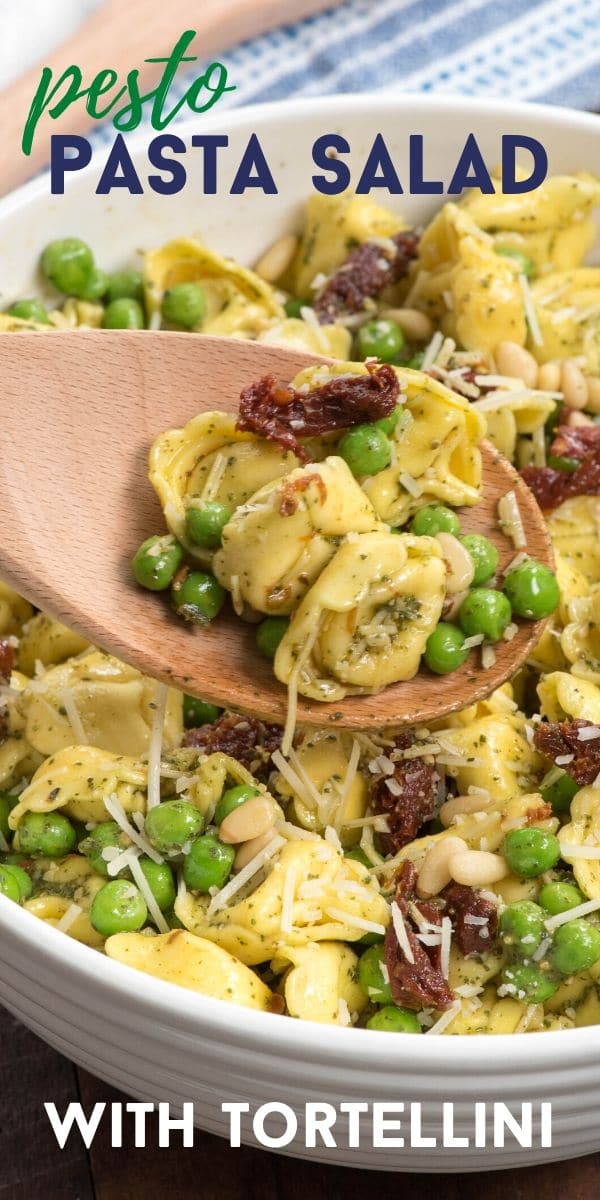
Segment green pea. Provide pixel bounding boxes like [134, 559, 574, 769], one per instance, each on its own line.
[547, 453, 580, 474]
[7, 298, 50, 324]
[357, 318, 404, 363]
[41, 237, 94, 296]
[214, 785, 259, 827]
[358, 944, 393, 1004]
[499, 900, 546, 955]
[500, 962, 558, 1004]
[182, 695, 222, 728]
[145, 800, 204, 856]
[503, 559, 559, 620]
[90, 879, 147, 936]
[366, 1006, 421, 1033]
[106, 269, 144, 304]
[78, 267, 108, 301]
[185, 501, 232, 549]
[502, 827, 561, 878]
[284, 297, 306, 318]
[138, 858, 176, 911]
[424, 622, 468, 674]
[460, 534, 499, 586]
[132, 534, 183, 592]
[458, 588, 512, 643]
[375, 404, 404, 435]
[406, 352, 424, 369]
[495, 246, 535, 279]
[1, 864, 32, 900]
[539, 881, 584, 916]
[182, 834, 235, 892]
[0, 865, 21, 902]
[256, 617, 290, 660]
[17, 811, 77, 857]
[161, 283, 207, 328]
[103, 298, 145, 329]
[338, 424, 392, 476]
[172, 571, 226, 624]
[540, 770, 578, 814]
[80, 821, 127, 877]
[550, 919, 600, 975]
[410, 505, 461, 537]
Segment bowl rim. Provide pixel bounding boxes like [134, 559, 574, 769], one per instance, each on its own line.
[2, 90, 600, 1067]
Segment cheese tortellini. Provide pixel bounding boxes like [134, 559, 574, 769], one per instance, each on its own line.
[106, 930, 273, 1010]
[274, 531, 446, 700]
[144, 237, 283, 336]
[213, 457, 382, 616]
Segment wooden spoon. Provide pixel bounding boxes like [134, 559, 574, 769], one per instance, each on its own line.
[0, 329, 552, 729]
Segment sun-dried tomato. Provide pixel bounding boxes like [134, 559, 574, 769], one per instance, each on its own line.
[0, 639, 14, 684]
[371, 755, 438, 854]
[551, 424, 600, 461]
[278, 472, 328, 516]
[183, 713, 282, 778]
[442, 883, 498, 957]
[314, 231, 419, 323]
[534, 719, 600, 786]
[521, 425, 600, 510]
[236, 362, 400, 463]
[384, 862, 454, 1012]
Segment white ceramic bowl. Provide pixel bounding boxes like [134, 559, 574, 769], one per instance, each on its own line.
[1, 95, 600, 1173]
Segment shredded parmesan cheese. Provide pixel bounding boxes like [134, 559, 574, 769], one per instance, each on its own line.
[544, 897, 600, 932]
[440, 916, 452, 979]
[390, 900, 415, 964]
[518, 273, 543, 346]
[56, 902, 83, 934]
[424, 999, 462, 1035]
[324, 907, 386, 937]
[498, 490, 527, 551]
[146, 683, 168, 810]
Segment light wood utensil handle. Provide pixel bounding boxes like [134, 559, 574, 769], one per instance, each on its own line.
[0, 0, 343, 197]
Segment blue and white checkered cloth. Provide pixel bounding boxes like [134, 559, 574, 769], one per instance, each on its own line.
[188, 0, 600, 115]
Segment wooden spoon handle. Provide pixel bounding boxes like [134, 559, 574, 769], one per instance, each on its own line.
[0, 0, 343, 198]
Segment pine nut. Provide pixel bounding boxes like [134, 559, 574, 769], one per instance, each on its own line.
[561, 359, 588, 410]
[254, 234, 298, 283]
[495, 341, 539, 388]
[435, 532, 475, 594]
[537, 361, 561, 392]
[586, 377, 600, 414]
[233, 829, 276, 871]
[219, 795, 278, 844]
[448, 849, 509, 886]
[416, 836, 469, 898]
[380, 307, 433, 342]
[439, 793, 494, 828]
[567, 410, 594, 428]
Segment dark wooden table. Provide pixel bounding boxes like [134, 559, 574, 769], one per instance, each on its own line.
[1, 1007, 598, 1200]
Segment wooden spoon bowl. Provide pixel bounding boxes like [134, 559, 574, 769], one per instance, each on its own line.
[0, 330, 552, 729]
